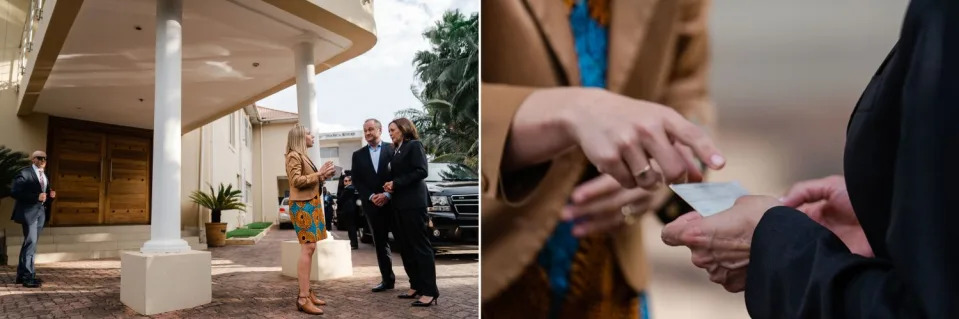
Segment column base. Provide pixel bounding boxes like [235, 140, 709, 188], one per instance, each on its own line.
[282, 239, 353, 281]
[120, 250, 211, 315]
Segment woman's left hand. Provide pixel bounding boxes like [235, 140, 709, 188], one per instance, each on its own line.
[661, 195, 780, 292]
[383, 181, 394, 193]
[561, 174, 655, 237]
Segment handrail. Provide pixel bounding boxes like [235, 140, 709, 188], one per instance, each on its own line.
[15, 0, 45, 92]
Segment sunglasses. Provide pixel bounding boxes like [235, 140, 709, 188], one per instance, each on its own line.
[35, 156, 46, 161]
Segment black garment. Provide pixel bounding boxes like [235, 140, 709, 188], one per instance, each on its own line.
[745, 1, 959, 318]
[389, 141, 429, 210]
[351, 141, 395, 285]
[389, 140, 438, 297]
[323, 193, 335, 230]
[10, 167, 53, 281]
[338, 184, 360, 248]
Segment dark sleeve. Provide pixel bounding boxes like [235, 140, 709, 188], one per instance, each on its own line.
[392, 141, 428, 189]
[10, 171, 37, 203]
[746, 3, 959, 317]
[351, 151, 370, 200]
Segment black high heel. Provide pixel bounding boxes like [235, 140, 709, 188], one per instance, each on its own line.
[411, 296, 438, 307]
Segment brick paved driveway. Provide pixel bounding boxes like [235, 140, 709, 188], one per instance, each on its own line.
[0, 228, 479, 318]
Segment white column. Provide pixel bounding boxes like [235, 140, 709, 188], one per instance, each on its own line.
[142, 0, 190, 253]
[293, 41, 323, 163]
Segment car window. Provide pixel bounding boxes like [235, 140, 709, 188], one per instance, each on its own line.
[281, 198, 288, 205]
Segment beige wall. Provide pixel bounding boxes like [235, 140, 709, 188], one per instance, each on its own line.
[191, 110, 255, 232]
[180, 128, 201, 232]
[0, 0, 47, 260]
[255, 122, 295, 225]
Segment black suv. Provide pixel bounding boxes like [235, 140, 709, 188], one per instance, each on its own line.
[424, 162, 479, 244]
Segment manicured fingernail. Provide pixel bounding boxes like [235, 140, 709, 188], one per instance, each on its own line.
[710, 154, 725, 167]
[561, 207, 574, 220]
[572, 227, 585, 237]
[778, 197, 784, 202]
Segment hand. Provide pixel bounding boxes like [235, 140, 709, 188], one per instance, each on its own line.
[383, 181, 394, 193]
[661, 195, 781, 292]
[511, 87, 725, 189]
[561, 174, 654, 237]
[781, 175, 873, 257]
[371, 194, 387, 207]
[318, 161, 335, 179]
[49, 190, 56, 199]
[38, 193, 47, 202]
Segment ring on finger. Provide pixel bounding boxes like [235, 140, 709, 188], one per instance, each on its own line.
[621, 204, 641, 225]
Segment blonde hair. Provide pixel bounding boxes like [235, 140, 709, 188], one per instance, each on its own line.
[286, 124, 310, 157]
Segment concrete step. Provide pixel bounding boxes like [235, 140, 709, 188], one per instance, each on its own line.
[5, 225, 152, 236]
[6, 236, 206, 266]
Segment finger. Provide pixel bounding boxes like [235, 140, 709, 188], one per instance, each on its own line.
[661, 212, 705, 246]
[640, 128, 686, 184]
[781, 179, 832, 207]
[663, 113, 725, 170]
[675, 143, 704, 183]
[620, 142, 655, 188]
[567, 187, 650, 221]
[593, 147, 636, 189]
[570, 175, 622, 205]
[572, 212, 627, 237]
[708, 267, 729, 285]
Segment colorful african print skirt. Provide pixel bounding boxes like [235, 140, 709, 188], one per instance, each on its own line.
[290, 194, 328, 244]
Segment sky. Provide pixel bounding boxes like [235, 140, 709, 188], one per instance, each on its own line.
[257, 0, 478, 140]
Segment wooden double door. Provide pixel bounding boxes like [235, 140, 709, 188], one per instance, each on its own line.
[47, 117, 152, 226]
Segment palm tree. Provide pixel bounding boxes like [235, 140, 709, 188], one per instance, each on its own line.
[401, 10, 478, 170]
[189, 183, 246, 223]
[0, 146, 31, 199]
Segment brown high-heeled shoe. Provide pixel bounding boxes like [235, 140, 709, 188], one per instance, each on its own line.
[297, 295, 324, 315]
[309, 289, 327, 306]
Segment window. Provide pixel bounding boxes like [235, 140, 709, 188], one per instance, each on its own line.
[245, 122, 252, 147]
[320, 147, 339, 158]
[245, 182, 252, 204]
[229, 113, 237, 148]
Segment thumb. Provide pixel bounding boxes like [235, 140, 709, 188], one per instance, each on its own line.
[781, 179, 832, 207]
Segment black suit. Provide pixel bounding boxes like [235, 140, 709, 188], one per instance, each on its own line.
[746, 1, 959, 317]
[337, 184, 360, 248]
[351, 141, 395, 285]
[10, 166, 53, 282]
[389, 140, 438, 297]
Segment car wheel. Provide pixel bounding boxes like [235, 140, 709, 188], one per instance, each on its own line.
[280, 222, 293, 230]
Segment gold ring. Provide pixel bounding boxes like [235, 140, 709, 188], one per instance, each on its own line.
[621, 205, 638, 225]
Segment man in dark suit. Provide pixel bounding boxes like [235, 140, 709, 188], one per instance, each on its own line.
[351, 119, 395, 292]
[10, 150, 55, 288]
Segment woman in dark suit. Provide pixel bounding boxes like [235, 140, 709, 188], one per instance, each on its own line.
[383, 117, 438, 307]
[662, 1, 959, 317]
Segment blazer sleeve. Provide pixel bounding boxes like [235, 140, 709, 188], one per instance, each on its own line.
[745, 4, 959, 317]
[286, 152, 319, 190]
[11, 171, 38, 203]
[351, 151, 370, 200]
[392, 141, 428, 189]
[661, 0, 716, 130]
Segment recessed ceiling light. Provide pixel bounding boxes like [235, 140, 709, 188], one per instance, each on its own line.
[252, 62, 260, 67]
[135, 26, 142, 31]
[139, 98, 144, 102]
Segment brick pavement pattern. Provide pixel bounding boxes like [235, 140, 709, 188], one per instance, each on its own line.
[0, 228, 478, 318]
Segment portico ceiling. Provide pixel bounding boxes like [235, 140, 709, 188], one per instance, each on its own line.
[20, 0, 376, 132]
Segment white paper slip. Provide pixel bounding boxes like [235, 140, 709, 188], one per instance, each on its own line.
[669, 182, 750, 217]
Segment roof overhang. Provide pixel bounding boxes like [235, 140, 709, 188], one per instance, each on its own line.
[17, 0, 376, 133]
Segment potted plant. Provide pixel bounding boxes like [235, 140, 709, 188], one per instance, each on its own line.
[190, 183, 246, 247]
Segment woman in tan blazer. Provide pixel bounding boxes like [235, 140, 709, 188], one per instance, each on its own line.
[285, 124, 335, 315]
[481, 0, 723, 317]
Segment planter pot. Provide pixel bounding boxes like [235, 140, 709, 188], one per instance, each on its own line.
[205, 223, 228, 247]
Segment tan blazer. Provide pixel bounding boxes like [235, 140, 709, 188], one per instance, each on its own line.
[481, 0, 715, 301]
[285, 151, 321, 201]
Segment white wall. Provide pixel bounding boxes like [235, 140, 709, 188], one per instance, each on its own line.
[197, 109, 254, 232]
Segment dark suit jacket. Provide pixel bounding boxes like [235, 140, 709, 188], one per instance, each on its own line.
[10, 166, 53, 224]
[389, 140, 429, 211]
[351, 141, 393, 215]
[745, 1, 959, 317]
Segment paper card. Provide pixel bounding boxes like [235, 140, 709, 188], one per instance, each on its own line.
[669, 182, 750, 217]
